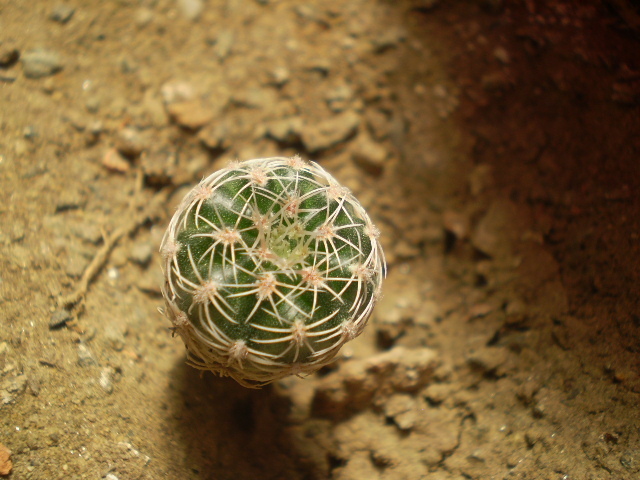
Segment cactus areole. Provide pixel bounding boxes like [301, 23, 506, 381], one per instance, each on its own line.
[160, 156, 385, 387]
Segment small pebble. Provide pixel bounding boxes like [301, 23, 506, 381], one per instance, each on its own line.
[119, 56, 139, 74]
[102, 148, 131, 173]
[620, 449, 640, 471]
[55, 187, 86, 212]
[269, 66, 290, 86]
[493, 46, 510, 64]
[85, 95, 101, 113]
[422, 383, 452, 406]
[166, 100, 213, 129]
[14, 138, 29, 156]
[1, 391, 14, 405]
[115, 127, 147, 158]
[301, 110, 361, 153]
[0, 72, 16, 83]
[27, 378, 40, 397]
[141, 93, 168, 127]
[466, 347, 508, 374]
[199, 123, 231, 150]
[128, 241, 153, 266]
[107, 267, 119, 281]
[134, 7, 154, 27]
[442, 210, 470, 240]
[214, 30, 234, 60]
[365, 109, 391, 140]
[177, 0, 204, 21]
[40, 77, 56, 93]
[325, 83, 354, 112]
[50, 4, 75, 24]
[231, 87, 276, 109]
[65, 110, 88, 131]
[351, 132, 388, 176]
[0, 46, 20, 67]
[21, 49, 64, 79]
[104, 325, 126, 352]
[77, 344, 97, 367]
[0, 442, 12, 476]
[49, 309, 72, 330]
[161, 80, 195, 104]
[86, 120, 104, 145]
[294, 4, 322, 22]
[265, 117, 303, 144]
[481, 71, 511, 91]
[304, 57, 331, 76]
[383, 394, 419, 430]
[23, 126, 38, 139]
[3, 375, 27, 394]
[371, 27, 407, 52]
[99, 367, 115, 394]
[65, 250, 88, 277]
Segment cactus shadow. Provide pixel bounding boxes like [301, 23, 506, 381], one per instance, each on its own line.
[166, 358, 323, 480]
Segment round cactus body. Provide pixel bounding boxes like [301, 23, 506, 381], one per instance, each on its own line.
[160, 156, 385, 387]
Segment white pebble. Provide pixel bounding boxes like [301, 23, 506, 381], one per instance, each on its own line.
[177, 0, 203, 21]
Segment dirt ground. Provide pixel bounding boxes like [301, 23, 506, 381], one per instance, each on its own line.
[1, 0, 639, 479]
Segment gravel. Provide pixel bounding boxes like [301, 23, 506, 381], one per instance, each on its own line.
[49, 309, 72, 330]
[115, 127, 147, 158]
[301, 110, 361, 152]
[166, 100, 213, 129]
[0, 45, 20, 67]
[49, 4, 75, 24]
[77, 344, 97, 367]
[21, 49, 64, 78]
[177, 0, 204, 21]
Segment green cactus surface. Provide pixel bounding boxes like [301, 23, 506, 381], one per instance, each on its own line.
[161, 156, 385, 387]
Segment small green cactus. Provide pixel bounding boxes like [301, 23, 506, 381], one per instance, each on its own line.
[160, 156, 385, 387]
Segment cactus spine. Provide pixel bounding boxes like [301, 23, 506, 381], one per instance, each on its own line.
[161, 156, 385, 387]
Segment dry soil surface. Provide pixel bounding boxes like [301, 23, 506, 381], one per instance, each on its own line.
[1, 0, 639, 479]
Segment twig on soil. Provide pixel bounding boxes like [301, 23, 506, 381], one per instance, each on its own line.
[58, 180, 171, 310]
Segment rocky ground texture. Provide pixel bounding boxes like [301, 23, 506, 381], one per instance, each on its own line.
[1, 0, 639, 479]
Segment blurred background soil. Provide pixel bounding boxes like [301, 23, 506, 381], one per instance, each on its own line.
[1, 0, 639, 479]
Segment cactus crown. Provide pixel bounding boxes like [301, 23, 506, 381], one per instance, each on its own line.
[161, 156, 385, 387]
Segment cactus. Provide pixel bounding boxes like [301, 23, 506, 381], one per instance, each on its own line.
[160, 156, 385, 387]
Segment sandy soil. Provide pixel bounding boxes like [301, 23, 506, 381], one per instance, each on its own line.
[1, 0, 639, 479]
